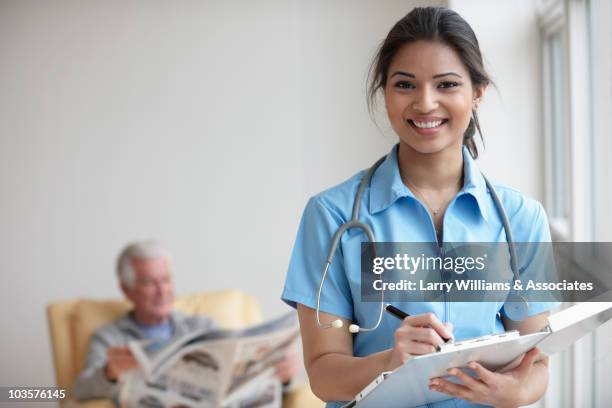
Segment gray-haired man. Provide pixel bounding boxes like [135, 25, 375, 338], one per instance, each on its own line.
[74, 241, 298, 402]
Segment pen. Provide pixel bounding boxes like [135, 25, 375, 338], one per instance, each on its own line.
[385, 304, 453, 348]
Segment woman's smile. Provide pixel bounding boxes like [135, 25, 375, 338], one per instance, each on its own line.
[407, 116, 449, 135]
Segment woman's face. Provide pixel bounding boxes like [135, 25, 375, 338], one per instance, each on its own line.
[384, 40, 485, 155]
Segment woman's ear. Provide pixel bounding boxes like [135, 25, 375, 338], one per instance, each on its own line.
[473, 85, 487, 109]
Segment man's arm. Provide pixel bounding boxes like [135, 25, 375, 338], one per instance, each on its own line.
[73, 331, 116, 401]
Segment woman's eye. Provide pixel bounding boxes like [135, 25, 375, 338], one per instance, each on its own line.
[438, 81, 460, 89]
[394, 81, 415, 90]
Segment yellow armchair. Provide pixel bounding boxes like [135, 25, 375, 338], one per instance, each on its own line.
[46, 289, 323, 407]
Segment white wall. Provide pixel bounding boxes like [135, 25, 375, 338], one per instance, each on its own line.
[298, 0, 446, 190]
[450, 0, 544, 202]
[0, 0, 451, 389]
[0, 0, 305, 388]
[2, 0, 556, 396]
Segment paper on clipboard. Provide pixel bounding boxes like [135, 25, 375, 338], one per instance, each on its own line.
[349, 302, 612, 408]
[349, 331, 548, 408]
[538, 302, 612, 354]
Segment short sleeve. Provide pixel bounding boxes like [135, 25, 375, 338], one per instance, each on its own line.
[501, 201, 560, 318]
[281, 197, 354, 321]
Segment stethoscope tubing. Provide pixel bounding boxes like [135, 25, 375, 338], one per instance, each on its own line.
[315, 154, 525, 333]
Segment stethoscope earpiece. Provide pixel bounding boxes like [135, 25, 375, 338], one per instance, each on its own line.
[331, 319, 344, 329]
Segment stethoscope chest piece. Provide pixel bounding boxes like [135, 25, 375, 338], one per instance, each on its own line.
[503, 293, 529, 321]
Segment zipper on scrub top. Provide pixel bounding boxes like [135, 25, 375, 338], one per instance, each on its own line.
[438, 192, 464, 331]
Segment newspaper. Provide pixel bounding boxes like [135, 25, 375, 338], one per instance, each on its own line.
[118, 368, 282, 408]
[121, 312, 298, 408]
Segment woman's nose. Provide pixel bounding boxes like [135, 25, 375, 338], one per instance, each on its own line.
[412, 87, 439, 112]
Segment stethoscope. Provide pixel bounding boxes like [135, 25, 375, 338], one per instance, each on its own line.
[315, 155, 530, 334]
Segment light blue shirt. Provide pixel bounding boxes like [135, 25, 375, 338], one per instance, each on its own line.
[282, 144, 557, 408]
[132, 315, 174, 349]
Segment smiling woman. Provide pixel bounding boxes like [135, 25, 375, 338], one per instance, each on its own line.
[383, 41, 483, 155]
[282, 6, 557, 408]
[368, 6, 492, 160]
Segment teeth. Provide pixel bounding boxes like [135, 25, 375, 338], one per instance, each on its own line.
[412, 120, 443, 128]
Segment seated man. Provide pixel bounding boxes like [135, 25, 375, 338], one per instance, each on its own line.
[74, 240, 298, 402]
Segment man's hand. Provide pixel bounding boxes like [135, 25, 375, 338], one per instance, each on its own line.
[104, 347, 139, 382]
[274, 346, 299, 384]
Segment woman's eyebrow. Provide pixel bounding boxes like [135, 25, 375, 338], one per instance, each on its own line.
[390, 71, 463, 79]
[432, 72, 463, 79]
[390, 71, 415, 78]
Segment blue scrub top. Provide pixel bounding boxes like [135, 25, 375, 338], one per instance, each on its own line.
[282, 144, 557, 408]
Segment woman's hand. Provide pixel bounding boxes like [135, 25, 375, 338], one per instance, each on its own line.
[428, 347, 543, 408]
[387, 313, 453, 371]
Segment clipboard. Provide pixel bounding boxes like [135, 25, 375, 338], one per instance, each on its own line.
[346, 302, 612, 408]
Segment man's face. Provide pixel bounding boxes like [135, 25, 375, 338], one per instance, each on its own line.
[122, 257, 175, 324]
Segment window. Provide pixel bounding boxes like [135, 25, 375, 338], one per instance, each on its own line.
[538, 1, 597, 406]
[546, 31, 570, 224]
[539, 0, 572, 240]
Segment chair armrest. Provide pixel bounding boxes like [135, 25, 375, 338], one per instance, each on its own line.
[62, 385, 323, 408]
[283, 383, 325, 408]
[61, 399, 116, 408]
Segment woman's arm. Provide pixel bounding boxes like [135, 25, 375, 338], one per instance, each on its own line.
[298, 304, 391, 401]
[298, 304, 453, 402]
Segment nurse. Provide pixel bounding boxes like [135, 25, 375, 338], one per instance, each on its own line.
[282, 6, 556, 408]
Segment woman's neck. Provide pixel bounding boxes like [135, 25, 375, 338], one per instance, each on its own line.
[397, 142, 464, 191]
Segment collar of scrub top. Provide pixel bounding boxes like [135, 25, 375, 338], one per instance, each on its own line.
[364, 144, 527, 321]
[368, 144, 489, 222]
[316, 145, 529, 333]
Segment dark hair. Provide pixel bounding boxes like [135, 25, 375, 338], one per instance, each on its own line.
[367, 6, 491, 158]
